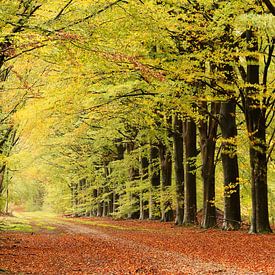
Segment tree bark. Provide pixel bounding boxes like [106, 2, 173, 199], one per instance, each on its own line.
[0, 166, 6, 195]
[173, 114, 184, 225]
[159, 141, 173, 222]
[199, 102, 220, 228]
[149, 144, 160, 219]
[183, 118, 197, 225]
[139, 151, 149, 220]
[96, 187, 103, 217]
[126, 141, 139, 219]
[220, 100, 241, 230]
[245, 30, 272, 233]
[111, 139, 125, 214]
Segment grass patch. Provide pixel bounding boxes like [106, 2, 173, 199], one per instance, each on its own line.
[14, 211, 57, 220]
[0, 218, 33, 233]
[68, 218, 126, 230]
[0, 212, 58, 233]
[66, 218, 153, 232]
[43, 225, 56, 231]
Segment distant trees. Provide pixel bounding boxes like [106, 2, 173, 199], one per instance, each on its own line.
[0, 0, 127, 212]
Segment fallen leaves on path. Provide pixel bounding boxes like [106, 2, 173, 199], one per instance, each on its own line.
[0, 216, 274, 274]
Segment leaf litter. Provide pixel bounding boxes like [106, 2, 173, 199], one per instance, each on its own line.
[0, 216, 274, 274]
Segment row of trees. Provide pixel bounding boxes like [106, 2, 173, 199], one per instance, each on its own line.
[0, 0, 274, 233]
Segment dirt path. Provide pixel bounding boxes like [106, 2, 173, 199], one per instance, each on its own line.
[0, 215, 274, 274]
[57, 221, 250, 274]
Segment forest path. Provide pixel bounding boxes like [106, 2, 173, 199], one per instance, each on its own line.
[0, 212, 274, 274]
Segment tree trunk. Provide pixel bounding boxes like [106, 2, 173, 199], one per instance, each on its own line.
[103, 163, 110, 217]
[245, 30, 272, 233]
[199, 102, 220, 228]
[74, 182, 80, 216]
[220, 100, 241, 230]
[173, 114, 184, 225]
[159, 141, 173, 222]
[126, 141, 139, 219]
[140, 150, 149, 220]
[183, 118, 197, 225]
[79, 179, 86, 216]
[4, 187, 9, 214]
[0, 166, 6, 196]
[96, 188, 103, 217]
[149, 144, 160, 220]
[102, 199, 107, 217]
[112, 139, 125, 215]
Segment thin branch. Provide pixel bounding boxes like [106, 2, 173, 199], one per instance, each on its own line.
[0, 91, 28, 123]
[82, 89, 155, 113]
[266, 104, 275, 128]
[5, 44, 46, 62]
[263, 39, 274, 105]
[53, 0, 74, 21]
[214, 144, 222, 169]
[195, 101, 221, 127]
[266, 98, 275, 124]
[267, 133, 275, 162]
[55, 0, 126, 32]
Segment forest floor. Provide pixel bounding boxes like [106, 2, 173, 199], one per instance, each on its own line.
[0, 212, 274, 274]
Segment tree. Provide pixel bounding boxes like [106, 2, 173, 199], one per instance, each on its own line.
[173, 113, 184, 224]
[183, 117, 197, 225]
[244, 29, 273, 233]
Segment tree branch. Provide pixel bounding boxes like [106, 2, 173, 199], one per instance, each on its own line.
[54, 0, 74, 21]
[55, 0, 127, 32]
[262, 0, 275, 15]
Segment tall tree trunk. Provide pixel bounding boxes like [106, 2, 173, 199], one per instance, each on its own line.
[79, 178, 86, 216]
[108, 191, 114, 215]
[103, 162, 110, 217]
[112, 139, 125, 214]
[84, 180, 89, 217]
[183, 118, 197, 225]
[159, 141, 173, 222]
[173, 114, 184, 225]
[126, 141, 139, 219]
[220, 100, 241, 230]
[139, 149, 149, 220]
[199, 102, 220, 228]
[102, 198, 107, 217]
[92, 188, 97, 216]
[96, 187, 103, 217]
[245, 30, 272, 233]
[149, 143, 160, 219]
[71, 182, 80, 216]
